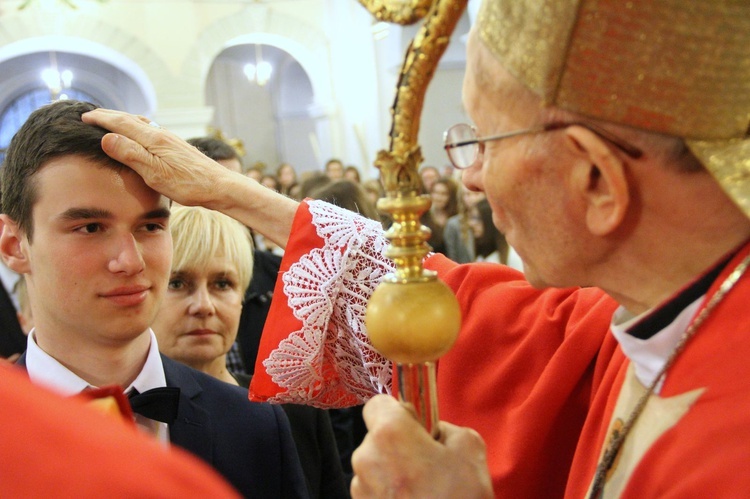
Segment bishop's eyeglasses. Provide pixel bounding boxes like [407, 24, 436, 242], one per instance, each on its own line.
[443, 121, 644, 170]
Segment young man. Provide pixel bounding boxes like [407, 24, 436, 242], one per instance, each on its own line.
[83, 0, 750, 496]
[0, 100, 307, 498]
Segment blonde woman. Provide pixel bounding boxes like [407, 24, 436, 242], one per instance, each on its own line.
[152, 205, 348, 498]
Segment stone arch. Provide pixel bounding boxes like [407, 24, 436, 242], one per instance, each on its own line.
[0, 11, 167, 115]
[184, 7, 334, 111]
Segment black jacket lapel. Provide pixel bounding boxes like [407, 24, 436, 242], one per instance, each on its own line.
[160, 355, 213, 463]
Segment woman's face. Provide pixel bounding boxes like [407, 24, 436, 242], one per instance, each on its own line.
[261, 176, 279, 191]
[152, 254, 244, 367]
[431, 182, 450, 210]
[469, 206, 484, 238]
[462, 189, 485, 210]
[279, 165, 296, 187]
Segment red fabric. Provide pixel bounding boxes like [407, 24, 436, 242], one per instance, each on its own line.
[250, 202, 619, 496]
[428, 255, 620, 497]
[74, 385, 135, 424]
[566, 242, 750, 498]
[251, 203, 322, 401]
[251, 201, 750, 496]
[0, 361, 239, 497]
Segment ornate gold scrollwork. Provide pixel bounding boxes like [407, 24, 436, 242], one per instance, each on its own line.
[356, 0, 433, 25]
[361, 0, 467, 436]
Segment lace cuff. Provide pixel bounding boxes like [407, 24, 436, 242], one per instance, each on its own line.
[251, 200, 394, 408]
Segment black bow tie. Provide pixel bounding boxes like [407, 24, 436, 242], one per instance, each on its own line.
[128, 387, 180, 425]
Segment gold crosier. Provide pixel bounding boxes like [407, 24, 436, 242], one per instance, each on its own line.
[360, 0, 466, 437]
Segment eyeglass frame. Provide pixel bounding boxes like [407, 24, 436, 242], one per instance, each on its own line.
[443, 121, 644, 170]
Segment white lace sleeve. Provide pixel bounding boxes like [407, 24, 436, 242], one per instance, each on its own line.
[262, 200, 395, 407]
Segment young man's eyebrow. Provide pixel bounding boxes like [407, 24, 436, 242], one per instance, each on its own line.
[58, 207, 112, 221]
[57, 207, 171, 222]
[142, 207, 171, 220]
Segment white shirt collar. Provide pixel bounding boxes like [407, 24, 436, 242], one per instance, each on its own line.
[610, 296, 703, 391]
[25, 328, 167, 396]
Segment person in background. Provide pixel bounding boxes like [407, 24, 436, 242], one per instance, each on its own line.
[152, 205, 253, 385]
[0, 260, 25, 360]
[361, 178, 390, 229]
[423, 176, 459, 255]
[187, 137, 243, 173]
[84, 1, 750, 495]
[277, 163, 298, 197]
[15, 275, 33, 334]
[2, 100, 307, 498]
[245, 163, 265, 183]
[261, 174, 280, 192]
[185, 138, 284, 375]
[153, 205, 349, 499]
[361, 178, 383, 206]
[418, 164, 440, 194]
[470, 198, 523, 270]
[310, 180, 380, 222]
[298, 171, 333, 200]
[254, 171, 284, 253]
[324, 158, 345, 180]
[444, 186, 485, 263]
[188, 140, 350, 499]
[344, 165, 361, 184]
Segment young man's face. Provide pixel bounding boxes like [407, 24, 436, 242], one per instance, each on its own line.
[8, 155, 172, 349]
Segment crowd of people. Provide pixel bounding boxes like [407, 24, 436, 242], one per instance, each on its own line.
[225, 154, 518, 268]
[1, 0, 749, 497]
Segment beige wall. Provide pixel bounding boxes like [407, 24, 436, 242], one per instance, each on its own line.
[0, 0, 470, 178]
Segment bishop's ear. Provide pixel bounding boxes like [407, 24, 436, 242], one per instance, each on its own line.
[0, 215, 30, 273]
[562, 126, 630, 236]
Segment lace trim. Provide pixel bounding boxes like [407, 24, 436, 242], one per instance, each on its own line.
[263, 200, 394, 407]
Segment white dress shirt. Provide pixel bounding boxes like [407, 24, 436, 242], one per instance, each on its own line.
[25, 329, 171, 443]
[610, 296, 703, 392]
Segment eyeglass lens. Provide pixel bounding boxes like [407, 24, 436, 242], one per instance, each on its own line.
[444, 124, 477, 169]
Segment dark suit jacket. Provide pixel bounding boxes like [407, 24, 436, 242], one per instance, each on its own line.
[234, 373, 349, 499]
[0, 282, 25, 358]
[237, 250, 283, 373]
[17, 353, 309, 498]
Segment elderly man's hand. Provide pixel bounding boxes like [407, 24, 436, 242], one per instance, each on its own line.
[81, 108, 298, 247]
[81, 109, 234, 210]
[351, 394, 493, 498]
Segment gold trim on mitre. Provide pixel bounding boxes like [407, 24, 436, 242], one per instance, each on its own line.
[688, 138, 750, 219]
[477, 0, 750, 218]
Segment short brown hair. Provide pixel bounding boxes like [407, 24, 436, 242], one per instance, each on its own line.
[186, 137, 240, 163]
[1, 100, 121, 240]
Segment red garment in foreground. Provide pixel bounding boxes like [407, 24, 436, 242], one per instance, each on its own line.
[251, 200, 750, 497]
[0, 361, 239, 498]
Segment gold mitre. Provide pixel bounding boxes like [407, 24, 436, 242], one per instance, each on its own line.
[477, 0, 750, 218]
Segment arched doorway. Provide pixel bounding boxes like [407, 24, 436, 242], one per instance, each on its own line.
[205, 43, 319, 176]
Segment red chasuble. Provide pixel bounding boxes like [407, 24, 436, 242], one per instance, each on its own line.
[251, 200, 750, 497]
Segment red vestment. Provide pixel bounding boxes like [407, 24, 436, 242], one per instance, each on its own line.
[0, 361, 239, 497]
[251, 200, 750, 497]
